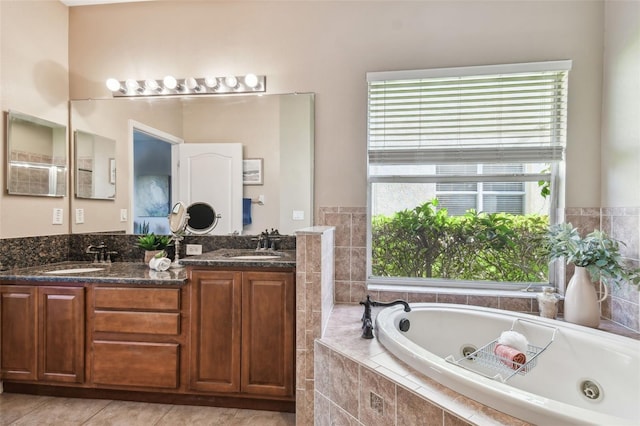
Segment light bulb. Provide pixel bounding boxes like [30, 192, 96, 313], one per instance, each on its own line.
[144, 79, 159, 91]
[125, 79, 140, 92]
[204, 76, 218, 88]
[244, 73, 259, 88]
[185, 77, 199, 90]
[106, 78, 122, 92]
[225, 76, 238, 88]
[163, 75, 178, 90]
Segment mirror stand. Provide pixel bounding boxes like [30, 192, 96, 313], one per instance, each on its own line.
[170, 234, 185, 269]
[168, 202, 189, 269]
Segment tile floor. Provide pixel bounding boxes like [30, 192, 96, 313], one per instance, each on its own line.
[0, 393, 295, 426]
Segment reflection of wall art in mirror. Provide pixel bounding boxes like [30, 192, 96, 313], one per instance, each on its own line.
[243, 158, 263, 185]
[135, 175, 170, 217]
[7, 110, 67, 197]
[74, 130, 116, 200]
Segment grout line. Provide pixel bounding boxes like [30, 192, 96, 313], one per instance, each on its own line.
[80, 399, 115, 425]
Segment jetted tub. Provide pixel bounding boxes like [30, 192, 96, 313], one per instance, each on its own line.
[375, 303, 640, 426]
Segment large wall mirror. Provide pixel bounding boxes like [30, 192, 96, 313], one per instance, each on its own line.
[6, 110, 67, 197]
[69, 93, 314, 235]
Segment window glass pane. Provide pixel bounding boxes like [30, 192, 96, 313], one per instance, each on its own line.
[434, 194, 477, 216]
[482, 194, 523, 214]
[371, 178, 550, 284]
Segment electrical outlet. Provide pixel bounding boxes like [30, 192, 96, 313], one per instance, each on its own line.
[292, 210, 305, 220]
[186, 244, 203, 255]
[370, 391, 384, 416]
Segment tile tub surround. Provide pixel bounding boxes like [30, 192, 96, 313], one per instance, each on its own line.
[319, 206, 640, 333]
[314, 305, 531, 426]
[295, 226, 335, 426]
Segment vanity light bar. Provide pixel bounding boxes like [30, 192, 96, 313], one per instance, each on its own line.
[106, 74, 266, 97]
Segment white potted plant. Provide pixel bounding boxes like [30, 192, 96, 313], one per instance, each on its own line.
[547, 223, 640, 327]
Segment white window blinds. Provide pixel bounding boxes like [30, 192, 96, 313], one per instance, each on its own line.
[367, 61, 572, 165]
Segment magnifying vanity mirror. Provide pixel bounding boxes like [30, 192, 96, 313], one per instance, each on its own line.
[186, 202, 220, 235]
[74, 130, 116, 200]
[6, 110, 67, 197]
[169, 201, 188, 234]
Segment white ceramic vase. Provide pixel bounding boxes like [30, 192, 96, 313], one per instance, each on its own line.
[563, 266, 608, 328]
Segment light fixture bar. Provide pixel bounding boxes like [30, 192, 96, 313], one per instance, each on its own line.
[106, 74, 266, 97]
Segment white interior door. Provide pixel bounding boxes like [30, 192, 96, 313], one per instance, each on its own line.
[175, 143, 243, 235]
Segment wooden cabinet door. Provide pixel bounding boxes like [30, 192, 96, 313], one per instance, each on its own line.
[0, 286, 37, 381]
[38, 287, 85, 383]
[241, 271, 295, 398]
[189, 270, 242, 393]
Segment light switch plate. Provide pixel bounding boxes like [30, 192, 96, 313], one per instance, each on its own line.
[75, 208, 85, 224]
[52, 208, 63, 225]
[120, 209, 128, 222]
[292, 210, 305, 220]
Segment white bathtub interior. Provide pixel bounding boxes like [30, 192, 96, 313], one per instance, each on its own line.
[376, 303, 640, 426]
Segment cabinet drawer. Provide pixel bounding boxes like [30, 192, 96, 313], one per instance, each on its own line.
[94, 311, 180, 335]
[92, 341, 179, 389]
[94, 288, 180, 311]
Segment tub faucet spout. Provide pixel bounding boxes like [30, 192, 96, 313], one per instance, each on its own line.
[359, 294, 411, 339]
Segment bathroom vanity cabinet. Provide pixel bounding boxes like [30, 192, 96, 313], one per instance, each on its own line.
[189, 268, 295, 400]
[0, 261, 296, 412]
[0, 285, 85, 384]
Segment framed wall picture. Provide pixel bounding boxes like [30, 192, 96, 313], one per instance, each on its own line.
[243, 158, 263, 185]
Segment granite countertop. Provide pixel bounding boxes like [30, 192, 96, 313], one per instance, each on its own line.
[0, 261, 187, 285]
[179, 248, 296, 268]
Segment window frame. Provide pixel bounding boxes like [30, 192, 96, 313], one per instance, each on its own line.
[366, 61, 570, 291]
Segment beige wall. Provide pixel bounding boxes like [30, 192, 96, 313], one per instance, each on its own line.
[601, 0, 640, 207]
[0, 0, 69, 238]
[67, 0, 605, 215]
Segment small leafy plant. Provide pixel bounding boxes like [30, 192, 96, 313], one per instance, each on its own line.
[547, 223, 640, 285]
[137, 233, 171, 251]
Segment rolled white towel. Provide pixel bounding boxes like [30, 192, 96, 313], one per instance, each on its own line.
[497, 330, 529, 353]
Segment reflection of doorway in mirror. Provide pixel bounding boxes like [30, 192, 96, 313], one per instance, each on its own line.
[133, 130, 174, 235]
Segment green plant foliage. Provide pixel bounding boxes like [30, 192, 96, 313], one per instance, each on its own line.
[547, 223, 640, 286]
[137, 233, 171, 251]
[371, 199, 549, 283]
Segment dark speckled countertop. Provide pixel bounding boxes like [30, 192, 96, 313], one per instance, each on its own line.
[179, 249, 296, 269]
[0, 261, 187, 285]
[0, 249, 296, 286]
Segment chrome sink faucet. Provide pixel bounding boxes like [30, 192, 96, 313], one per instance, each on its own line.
[254, 228, 281, 251]
[86, 242, 117, 263]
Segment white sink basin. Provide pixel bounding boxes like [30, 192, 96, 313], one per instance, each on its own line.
[231, 255, 282, 260]
[45, 267, 105, 274]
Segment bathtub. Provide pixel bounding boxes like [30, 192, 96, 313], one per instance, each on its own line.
[375, 303, 640, 426]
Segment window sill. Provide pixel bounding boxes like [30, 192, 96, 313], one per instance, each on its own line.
[367, 283, 557, 299]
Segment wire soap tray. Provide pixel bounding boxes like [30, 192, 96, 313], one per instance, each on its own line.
[445, 318, 558, 382]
